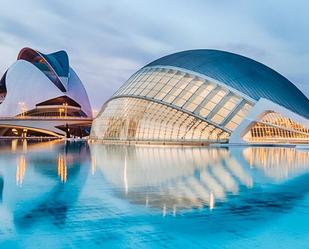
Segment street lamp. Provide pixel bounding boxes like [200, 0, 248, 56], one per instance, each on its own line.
[18, 102, 27, 117]
[59, 108, 64, 117]
[62, 102, 68, 118]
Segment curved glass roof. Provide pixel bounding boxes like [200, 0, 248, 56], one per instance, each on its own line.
[146, 49, 309, 119]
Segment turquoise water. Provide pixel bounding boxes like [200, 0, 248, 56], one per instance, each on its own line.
[0, 140, 308, 248]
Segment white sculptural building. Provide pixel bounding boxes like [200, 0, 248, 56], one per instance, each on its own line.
[0, 47, 92, 137]
[91, 49, 309, 144]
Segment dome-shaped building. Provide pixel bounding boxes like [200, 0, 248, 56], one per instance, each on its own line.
[0, 47, 92, 137]
[91, 49, 309, 144]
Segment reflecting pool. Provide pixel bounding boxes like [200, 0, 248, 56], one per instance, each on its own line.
[0, 140, 309, 248]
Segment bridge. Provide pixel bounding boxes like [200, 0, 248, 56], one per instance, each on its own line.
[0, 116, 93, 137]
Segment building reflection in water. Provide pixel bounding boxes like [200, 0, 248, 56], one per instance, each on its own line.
[90, 144, 309, 215]
[11, 139, 18, 152]
[91, 155, 96, 175]
[0, 140, 90, 229]
[0, 139, 308, 224]
[16, 155, 26, 186]
[57, 154, 67, 183]
[22, 139, 27, 153]
[90, 145, 253, 213]
[243, 147, 309, 180]
[15, 140, 28, 186]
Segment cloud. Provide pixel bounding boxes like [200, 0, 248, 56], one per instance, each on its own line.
[0, 0, 308, 109]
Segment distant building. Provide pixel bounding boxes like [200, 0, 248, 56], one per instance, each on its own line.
[91, 49, 309, 144]
[0, 47, 92, 137]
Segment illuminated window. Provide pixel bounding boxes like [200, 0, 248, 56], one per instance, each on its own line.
[99, 67, 258, 142]
[243, 112, 309, 143]
[91, 97, 230, 143]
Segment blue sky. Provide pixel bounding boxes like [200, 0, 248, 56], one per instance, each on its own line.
[0, 0, 308, 110]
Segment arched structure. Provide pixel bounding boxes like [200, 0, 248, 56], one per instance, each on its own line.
[0, 47, 92, 138]
[17, 47, 69, 92]
[91, 49, 309, 144]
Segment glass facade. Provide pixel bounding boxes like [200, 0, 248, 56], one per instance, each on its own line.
[92, 50, 309, 144]
[117, 68, 251, 120]
[91, 97, 229, 143]
[92, 67, 255, 143]
[146, 49, 309, 119]
[244, 112, 309, 143]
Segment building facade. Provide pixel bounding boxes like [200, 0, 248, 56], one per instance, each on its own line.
[91, 49, 309, 144]
[0, 47, 92, 137]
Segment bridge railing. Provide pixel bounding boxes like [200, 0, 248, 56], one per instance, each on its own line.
[0, 116, 93, 120]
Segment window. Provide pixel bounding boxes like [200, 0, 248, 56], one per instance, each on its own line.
[92, 97, 229, 142]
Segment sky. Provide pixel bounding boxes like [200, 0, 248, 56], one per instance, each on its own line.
[0, 0, 308, 111]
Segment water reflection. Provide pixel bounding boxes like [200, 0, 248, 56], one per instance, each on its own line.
[57, 154, 67, 183]
[16, 155, 26, 186]
[11, 139, 17, 152]
[0, 140, 90, 230]
[0, 140, 309, 226]
[243, 147, 309, 180]
[0, 141, 309, 247]
[1, 141, 309, 216]
[0, 140, 309, 248]
[90, 144, 309, 213]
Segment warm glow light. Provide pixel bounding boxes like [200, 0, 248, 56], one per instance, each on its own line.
[59, 108, 65, 117]
[16, 155, 26, 186]
[244, 112, 309, 143]
[18, 101, 27, 117]
[11, 139, 17, 152]
[22, 139, 27, 152]
[57, 154, 67, 183]
[243, 147, 309, 180]
[62, 102, 68, 117]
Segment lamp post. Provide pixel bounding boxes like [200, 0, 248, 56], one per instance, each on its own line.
[59, 108, 64, 117]
[62, 102, 68, 118]
[18, 102, 27, 117]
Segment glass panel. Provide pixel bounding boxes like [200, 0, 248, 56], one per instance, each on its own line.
[210, 95, 241, 125]
[197, 88, 228, 118]
[225, 120, 238, 131]
[260, 112, 309, 133]
[224, 102, 253, 131]
[162, 74, 188, 103]
[91, 97, 230, 143]
[107, 67, 257, 139]
[244, 122, 309, 143]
